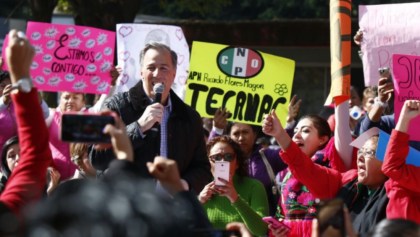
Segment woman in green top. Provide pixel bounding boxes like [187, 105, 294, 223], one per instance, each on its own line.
[199, 135, 269, 236]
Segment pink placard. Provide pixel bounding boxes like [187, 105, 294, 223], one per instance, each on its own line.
[26, 21, 115, 94]
[392, 54, 420, 141]
[359, 3, 420, 87]
[1, 34, 9, 71]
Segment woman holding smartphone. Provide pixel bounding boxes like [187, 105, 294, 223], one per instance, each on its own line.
[198, 135, 269, 236]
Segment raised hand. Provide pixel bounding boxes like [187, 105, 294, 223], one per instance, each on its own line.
[147, 156, 184, 195]
[377, 77, 394, 103]
[213, 107, 230, 130]
[2, 84, 12, 105]
[198, 181, 216, 204]
[287, 95, 302, 123]
[137, 103, 164, 133]
[396, 100, 420, 133]
[6, 30, 34, 82]
[96, 110, 133, 161]
[353, 29, 363, 46]
[262, 109, 283, 137]
[213, 177, 238, 203]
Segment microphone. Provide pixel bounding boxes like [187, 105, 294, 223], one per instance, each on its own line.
[153, 83, 165, 104]
[149, 83, 165, 137]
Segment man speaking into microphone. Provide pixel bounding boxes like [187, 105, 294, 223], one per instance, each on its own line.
[90, 42, 211, 194]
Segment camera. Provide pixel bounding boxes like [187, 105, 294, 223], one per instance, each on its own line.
[60, 113, 115, 143]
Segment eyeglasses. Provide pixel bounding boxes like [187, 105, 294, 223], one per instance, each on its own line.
[357, 149, 376, 158]
[209, 153, 235, 162]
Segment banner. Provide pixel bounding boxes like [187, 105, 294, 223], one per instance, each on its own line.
[359, 2, 420, 87]
[25, 22, 115, 94]
[327, 0, 351, 105]
[185, 41, 295, 125]
[1, 34, 9, 71]
[392, 54, 420, 141]
[116, 24, 189, 99]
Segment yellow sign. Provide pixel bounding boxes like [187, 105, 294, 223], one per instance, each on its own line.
[185, 41, 295, 125]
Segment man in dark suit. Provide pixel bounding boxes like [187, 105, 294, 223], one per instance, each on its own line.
[90, 42, 211, 193]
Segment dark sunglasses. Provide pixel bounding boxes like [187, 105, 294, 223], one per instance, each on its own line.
[209, 153, 235, 162]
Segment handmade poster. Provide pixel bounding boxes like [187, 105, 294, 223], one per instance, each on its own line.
[185, 41, 295, 125]
[1, 34, 9, 71]
[26, 21, 115, 94]
[359, 2, 420, 87]
[116, 24, 189, 99]
[326, 0, 351, 105]
[392, 54, 420, 141]
[377, 130, 420, 166]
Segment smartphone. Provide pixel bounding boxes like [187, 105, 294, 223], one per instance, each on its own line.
[317, 198, 345, 237]
[262, 216, 290, 230]
[191, 229, 240, 237]
[60, 113, 115, 143]
[214, 161, 230, 186]
[378, 67, 391, 81]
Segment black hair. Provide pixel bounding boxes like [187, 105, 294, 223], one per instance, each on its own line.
[1, 136, 19, 179]
[23, 175, 208, 237]
[298, 114, 332, 150]
[206, 135, 248, 177]
[369, 219, 420, 237]
[0, 71, 10, 83]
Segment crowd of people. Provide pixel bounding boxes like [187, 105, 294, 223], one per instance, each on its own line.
[0, 21, 420, 237]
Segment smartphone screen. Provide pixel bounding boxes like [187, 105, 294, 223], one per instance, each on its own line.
[262, 216, 290, 230]
[214, 161, 230, 186]
[60, 113, 115, 143]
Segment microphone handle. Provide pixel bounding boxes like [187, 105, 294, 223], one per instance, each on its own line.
[154, 93, 162, 104]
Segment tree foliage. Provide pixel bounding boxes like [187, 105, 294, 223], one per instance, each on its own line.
[138, 0, 420, 20]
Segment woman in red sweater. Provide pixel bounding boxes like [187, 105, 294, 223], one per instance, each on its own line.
[382, 99, 420, 224]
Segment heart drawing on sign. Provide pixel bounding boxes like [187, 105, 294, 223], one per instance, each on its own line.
[120, 73, 129, 85]
[119, 51, 130, 61]
[119, 26, 133, 38]
[177, 55, 184, 65]
[175, 28, 183, 41]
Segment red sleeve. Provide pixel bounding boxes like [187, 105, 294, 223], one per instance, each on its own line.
[324, 136, 358, 172]
[279, 142, 345, 199]
[382, 130, 420, 192]
[0, 89, 52, 216]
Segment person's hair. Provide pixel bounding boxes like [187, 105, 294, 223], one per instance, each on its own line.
[0, 71, 10, 83]
[226, 122, 261, 138]
[298, 114, 332, 150]
[139, 42, 178, 70]
[59, 91, 86, 102]
[206, 135, 248, 177]
[1, 136, 19, 178]
[351, 85, 362, 101]
[23, 177, 203, 237]
[362, 87, 376, 105]
[368, 219, 420, 237]
[70, 143, 88, 163]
